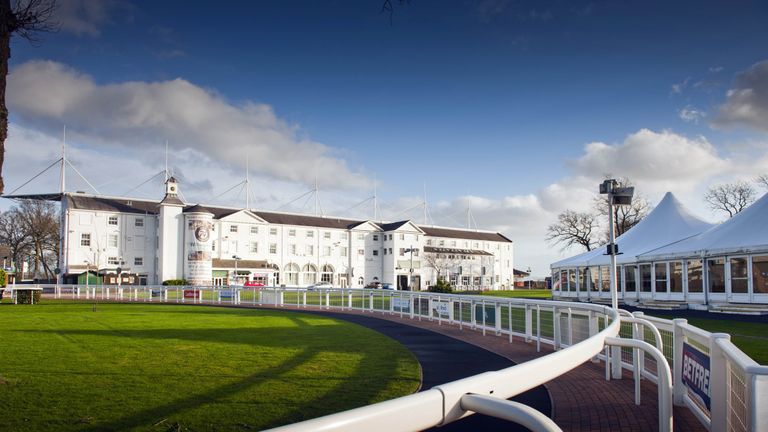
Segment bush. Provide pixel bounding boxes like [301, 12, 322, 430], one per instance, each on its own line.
[0, 269, 7, 288]
[15, 289, 42, 304]
[428, 278, 453, 293]
[162, 279, 189, 286]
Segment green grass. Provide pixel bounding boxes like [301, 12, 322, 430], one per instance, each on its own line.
[0, 303, 421, 431]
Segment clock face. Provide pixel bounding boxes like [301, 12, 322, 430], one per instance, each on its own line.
[170, 186, 176, 192]
[195, 226, 210, 242]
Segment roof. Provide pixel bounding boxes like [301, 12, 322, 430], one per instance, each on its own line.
[423, 246, 493, 256]
[212, 258, 269, 269]
[160, 194, 185, 206]
[513, 268, 531, 277]
[66, 194, 160, 215]
[640, 191, 768, 260]
[252, 211, 364, 230]
[378, 221, 411, 231]
[418, 225, 513, 243]
[184, 204, 214, 215]
[551, 192, 714, 268]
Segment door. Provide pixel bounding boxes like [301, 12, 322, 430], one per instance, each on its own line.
[339, 275, 348, 289]
[752, 255, 768, 304]
[707, 258, 727, 303]
[398, 275, 409, 291]
[668, 262, 684, 301]
[728, 256, 750, 303]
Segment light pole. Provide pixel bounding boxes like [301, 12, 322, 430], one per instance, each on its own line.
[232, 255, 241, 286]
[404, 246, 418, 291]
[526, 267, 532, 289]
[598, 179, 634, 310]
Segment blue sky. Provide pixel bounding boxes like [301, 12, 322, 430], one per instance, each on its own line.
[5, 0, 768, 275]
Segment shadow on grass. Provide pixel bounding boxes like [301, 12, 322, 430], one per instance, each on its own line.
[21, 321, 412, 430]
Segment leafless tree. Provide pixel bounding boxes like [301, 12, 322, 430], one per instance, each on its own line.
[704, 180, 756, 218]
[756, 174, 768, 190]
[593, 177, 650, 237]
[16, 199, 59, 279]
[546, 210, 599, 252]
[0, 0, 58, 194]
[0, 206, 31, 275]
[423, 251, 461, 281]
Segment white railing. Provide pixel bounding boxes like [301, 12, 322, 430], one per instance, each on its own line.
[23, 284, 768, 431]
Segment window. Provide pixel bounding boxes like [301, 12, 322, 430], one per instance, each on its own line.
[358, 249, 365, 255]
[707, 258, 726, 293]
[413, 249, 419, 257]
[600, 266, 610, 291]
[451, 241, 457, 247]
[250, 226, 258, 235]
[341, 232, 348, 240]
[81, 233, 91, 246]
[399, 248, 405, 256]
[624, 265, 637, 292]
[388, 248, 393, 254]
[108, 216, 118, 226]
[134, 257, 143, 266]
[135, 218, 144, 227]
[439, 240, 445, 246]
[108, 256, 120, 265]
[687, 260, 703, 293]
[230, 225, 238, 233]
[654, 263, 667, 293]
[288, 229, 296, 237]
[578, 267, 587, 292]
[357, 233, 364, 240]
[383, 249, 388, 255]
[399, 234, 405, 240]
[290, 244, 297, 255]
[212, 241, 216, 251]
[388, 234, 393, 241]
[108, 234, 118, 248]
[753, 256, 768, 294]
[270, 228, 278, 236]
[340, 247, 348, 257]
[730, 257, 749, 294]
[307, 231, 314, 238]
[426, 239, 432, 246]
[670, 262, 683, 293]
[358, 277, 364, 286]
[306, 245, 314, 255]
[324, 231, 331, 239]
[373, 234, 379, 241]
[269, 243, 277, 254]
[323, 246, 331, 256]
[373, 250, 379, 256]
[250, 242, 258, 253]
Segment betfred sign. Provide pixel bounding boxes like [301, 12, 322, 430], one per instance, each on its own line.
[681, 342, 711, 410]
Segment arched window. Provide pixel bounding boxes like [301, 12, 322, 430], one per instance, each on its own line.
[302, 263, 318, 285]
[320, 264, 334, 284]
[284, 263, 299, 286]
[270, 264, 280, 286]
[358, 276, 364, 286]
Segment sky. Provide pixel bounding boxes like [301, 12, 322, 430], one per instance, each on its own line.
[4, 0, 768, 277]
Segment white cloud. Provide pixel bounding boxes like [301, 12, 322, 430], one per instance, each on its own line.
[670, 77, 690, 94]
[678, 105, 706, 123]
[713, 59, 768, 132]
[7, 60, 370, 190]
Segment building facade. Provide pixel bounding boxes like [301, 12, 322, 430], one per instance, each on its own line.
[57, 178, 514, 289]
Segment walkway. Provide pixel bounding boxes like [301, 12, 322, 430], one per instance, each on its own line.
[263, 305, 705, 432]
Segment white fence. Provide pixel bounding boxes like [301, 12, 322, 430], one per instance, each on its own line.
[18, 284, 768, 431]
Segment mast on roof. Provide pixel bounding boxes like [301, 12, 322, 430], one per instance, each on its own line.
[60, 126, 66, 193]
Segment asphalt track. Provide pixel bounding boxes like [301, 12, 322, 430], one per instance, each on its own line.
[304, 311, 551, 432]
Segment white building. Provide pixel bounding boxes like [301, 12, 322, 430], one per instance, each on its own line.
[50, 177, 514, 289]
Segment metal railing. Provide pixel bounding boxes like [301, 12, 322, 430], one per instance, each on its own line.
[16, 284, 768, 431]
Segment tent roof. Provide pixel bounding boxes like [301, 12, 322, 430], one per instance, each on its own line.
[640, 191, 768, 260]
[551, 192, 714, 268]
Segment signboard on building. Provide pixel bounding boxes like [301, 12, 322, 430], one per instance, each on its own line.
[184, 213, 214, 286]
[681, 342, 711, 410]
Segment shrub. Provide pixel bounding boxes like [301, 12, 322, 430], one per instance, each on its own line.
[0, 269, 7, 287]
[162, 279, 189, 286]
[428, 278, 453, 293]
[15, 289, 42, 304]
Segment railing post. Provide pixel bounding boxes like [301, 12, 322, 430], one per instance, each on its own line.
[494, 302, 501, 336]
[369, 291, 374, 312]
[536, 304, 541, 352]
[709, 333, 731, 432]
[325, 290, 330, 309]
[525, 304, 532, 343]
[752, 373, 768, 432]
[567, 308, 573, 347]
[553, 306, 561, 350]
[672, 318, 687, 406]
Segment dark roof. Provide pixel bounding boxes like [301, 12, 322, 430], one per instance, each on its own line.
[160, 194, 185, 206]
[252, 210, 364, 230]
[419, 226, 513, 243]
[513, 268, 531, 277]
[423, 246, 493, 256]
[66, 194, 160, 215]
[378, 220, 414, 232]
[2, 193, 63, 201]
[184, 204, 214, 215]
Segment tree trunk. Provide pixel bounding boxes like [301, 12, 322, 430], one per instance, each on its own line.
[0, 0, 11, 195]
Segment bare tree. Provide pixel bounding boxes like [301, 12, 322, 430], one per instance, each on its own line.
[0, 0, 58, 194]
[17, 199, 59, 279]
[0, 206, 31, 275]
[593, 177, 650, 237]
[704, 180, 756, 218]
[756, 174, 768, 190]
[546, 210, 599, 252]
[423, 251, 460, 282]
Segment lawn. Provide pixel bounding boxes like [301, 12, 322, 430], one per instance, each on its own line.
[0, 303, 421, 431]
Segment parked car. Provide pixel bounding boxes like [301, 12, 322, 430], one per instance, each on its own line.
[365, 282, 382, 289]
[307, 282, 333, 291]
[382, 283, 396, 290]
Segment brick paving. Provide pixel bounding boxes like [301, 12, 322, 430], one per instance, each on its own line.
[261, 305, 706, 432]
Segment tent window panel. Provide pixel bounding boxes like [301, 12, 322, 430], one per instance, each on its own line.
[670, 262, 683, 293]
[624, 265, 637, 292]
[707, 258, 726, 293]
[578, 268, 587, 292]
[552, 271, 561, 291]
[560, 271, 568, 291]
[589, 267, 599, 291]
[730, 257, 749, 294]
[640, 264, 652, 292]
[568, 269, 576, 292]
[654, 263, 668, 293]
[752, 256, 768, 294]
[687, 260, 703, 293]
[618, 268, 624, 293]
[600, 266, 610, 292]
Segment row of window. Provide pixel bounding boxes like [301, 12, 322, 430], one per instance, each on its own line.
[104, 257, 143, 266]
[554, 255, 768, 295]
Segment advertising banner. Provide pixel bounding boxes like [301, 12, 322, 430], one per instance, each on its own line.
[184, 213, 214, 286]
[431, 300, 451, 318]
[474, 304, 496, 326]
[393, 297, 411, 313]
[682, 342, 711, 410]
[183, 289, 200, 299]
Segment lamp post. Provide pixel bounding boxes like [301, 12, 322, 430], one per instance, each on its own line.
[404, 246, 418, 291]
[526, 267, 532, 289]
[598, 179, 634, 310]
[232, 255, 241, 286]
